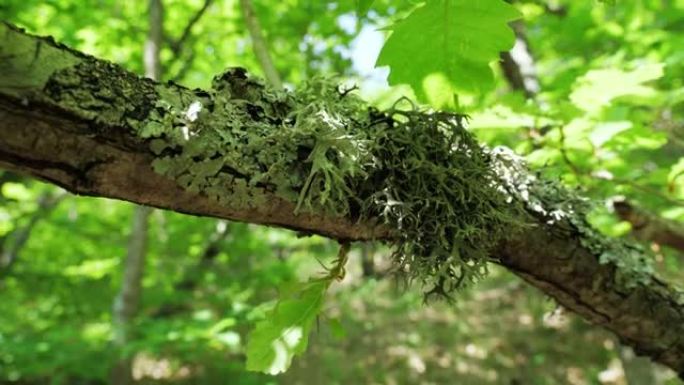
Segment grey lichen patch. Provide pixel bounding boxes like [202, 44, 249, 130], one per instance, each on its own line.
[0, 23, 80, 94]
[493, 148, 654, 289]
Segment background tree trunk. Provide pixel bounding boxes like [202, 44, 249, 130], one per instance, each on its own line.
[110, 0, 162, 382]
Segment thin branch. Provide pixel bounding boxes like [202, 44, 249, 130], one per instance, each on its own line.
[171, 49, 196, 82]
[152, 221, 230, 318]
[169, 0, 213, 58]
[165, 0, 212, 82]
[613, 198, 684, 253]
[239, 0, 283, 89]
[0, 191, 67, 278]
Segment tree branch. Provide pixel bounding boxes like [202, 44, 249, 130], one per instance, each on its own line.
[169, 0, 213, 59]
[1, 22, 684, 376]
[614, 199, 684, 253]
[0, 191, 67, 277]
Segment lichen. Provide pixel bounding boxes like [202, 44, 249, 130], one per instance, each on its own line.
[359, 101, 527, 298]
[137, 68, 653, 297]
[0, 23, 81, 94]
[134, 68, 528, 297]
[493, 147, 654, 289]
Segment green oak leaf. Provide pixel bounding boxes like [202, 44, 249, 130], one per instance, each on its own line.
[356, 0, 375, 16]
[245, 279, 330, 375]
[375, 0, 521, 104]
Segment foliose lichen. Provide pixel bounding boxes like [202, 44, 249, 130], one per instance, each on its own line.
[135, 68, 653, 297]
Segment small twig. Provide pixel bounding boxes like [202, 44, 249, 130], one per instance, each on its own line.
[557, 125, 583, 177]
[239, 0, 282, 88]
[170, 50, 196, 82]
[338, 84, 359, 98]
[327, 242, 350, 281]
[170, 0, 213, 58]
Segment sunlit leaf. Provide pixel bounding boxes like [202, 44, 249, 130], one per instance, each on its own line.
[570, 63, 665, 114]
[376, 0, 521, 104]
[356, 0, 375, 16]
[245, 279, 330, 375]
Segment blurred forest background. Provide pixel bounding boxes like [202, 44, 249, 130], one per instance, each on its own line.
[1, 0, 684, 384]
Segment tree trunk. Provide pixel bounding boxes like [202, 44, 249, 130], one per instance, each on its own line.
[111, 205, 153, 385]
[110, 1, 162, 382]
[2, 22, 684, 377]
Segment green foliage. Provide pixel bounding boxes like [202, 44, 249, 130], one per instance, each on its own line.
[376, 0, 521, 105]
[246, 243, 349, 374]
[246, 278, 329, 374]
[570, 63, 665, 114]
[356, 0, 375, 16]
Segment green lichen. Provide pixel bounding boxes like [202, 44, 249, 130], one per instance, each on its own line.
[137, 68, 653, 297]
[135, 68, 527, 297]
[493, 148, 654, 288]
[140, 68, 372, 214]
[0, 23, 81, 94]
[359, 101, 527, 298]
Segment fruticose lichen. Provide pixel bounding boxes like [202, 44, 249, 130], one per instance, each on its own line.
[136, 68, 653, 296]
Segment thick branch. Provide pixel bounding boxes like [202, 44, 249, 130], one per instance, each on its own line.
[1, 22, 684, 375]
[498, 224, 684, 376]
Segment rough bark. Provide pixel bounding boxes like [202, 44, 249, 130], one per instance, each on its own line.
[498, 224, 684, 377]
[2, 22, 684, 376]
